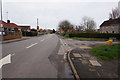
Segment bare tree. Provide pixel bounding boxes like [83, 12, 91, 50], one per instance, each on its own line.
[58, 20, 73, 33]
[75, 25, 84, 32]
[81, 16, 96, 32]
[109, 7, 120, 19]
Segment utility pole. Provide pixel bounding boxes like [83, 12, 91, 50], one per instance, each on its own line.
[0, 0, 3, 41]
[37, 18, 39, 31]
[37, 18, 38, 26]
[6, 12, 8, 20]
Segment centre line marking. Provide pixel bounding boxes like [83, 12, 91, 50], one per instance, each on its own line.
[26, 43, 38, 49]
[41, 39, 44, 42]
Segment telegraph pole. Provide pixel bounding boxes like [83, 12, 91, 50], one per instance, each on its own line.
[6, 12, 8, 20]
[37, 18, 38, 26]
[0, 0, 3, 41]
[37, 18, 39, 31]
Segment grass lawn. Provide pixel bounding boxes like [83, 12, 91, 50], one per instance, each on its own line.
[64, 36, 108, 41]
[90, 44, 120, 60]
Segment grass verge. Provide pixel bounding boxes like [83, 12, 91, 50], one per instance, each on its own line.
[90, 44, 120, 60]
[64, 36, 108, 41]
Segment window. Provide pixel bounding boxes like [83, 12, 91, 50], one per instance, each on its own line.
[0, 32, 5, 35]
[112, 26, 114, 28]
[112, 31, 114, 33]
[11, 28, 14, 31]
[18, 28, 21, 31]
[116, 25, 119, 28]
[8, 28, 11, 31]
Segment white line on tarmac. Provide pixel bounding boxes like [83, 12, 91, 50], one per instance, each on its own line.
[89, 60, 101, 66]
[0, 54, 11, 68]
[11, 53, 15, 56]
[26, 43, 38, 49]
[41, 39, 44, 42]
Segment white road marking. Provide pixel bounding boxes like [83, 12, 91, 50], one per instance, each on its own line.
[0, 54, 11, 68]
[26, 43, 38, 49]
[11, 53, 15, 56]
[80, 46, 92, 49]
[64, 53, 67, 60]
[73, 53, 82, 58]
[60, 39, 67, 46]
[41, 39, 44, 42]
[89, 60, 101, 66]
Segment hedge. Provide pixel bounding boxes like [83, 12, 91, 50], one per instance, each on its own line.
[68, 33, 120, 39]
[22, 31, 38, 36]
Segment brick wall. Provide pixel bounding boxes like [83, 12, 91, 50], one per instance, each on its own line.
[0, 34, 22, 40]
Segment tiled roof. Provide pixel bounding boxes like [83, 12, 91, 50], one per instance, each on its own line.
[0, 20, 21, 28]
[100, 18, 120, 27]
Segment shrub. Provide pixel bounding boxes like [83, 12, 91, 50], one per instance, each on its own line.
[22, 31, 38, 36]
[68, 33, 120, 39]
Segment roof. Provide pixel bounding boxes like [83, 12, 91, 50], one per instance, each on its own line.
[0, 20, 21, 28]
[100, 18, 120, 27]
[18, 24, 30, 26]
[19, 25, 30, 27]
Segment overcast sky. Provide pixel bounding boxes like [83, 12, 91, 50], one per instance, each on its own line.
[2, 0, 120, 30]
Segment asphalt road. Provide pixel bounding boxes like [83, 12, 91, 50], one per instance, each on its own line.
[2, 34, 116, 79]
[2, 34, 74, 78]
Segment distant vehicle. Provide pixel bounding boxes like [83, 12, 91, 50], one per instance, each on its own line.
[56, 32, 60, 35]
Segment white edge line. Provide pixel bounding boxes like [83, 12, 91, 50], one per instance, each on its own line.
[41, 39, 44, 42]
[26, 43, 38, 49]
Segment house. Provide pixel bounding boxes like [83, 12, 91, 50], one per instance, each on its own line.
[0, 20, 22, 40]
[99, 18, 120, 33]
[38, 29, 47, 35]
[18, 25, 30, 32]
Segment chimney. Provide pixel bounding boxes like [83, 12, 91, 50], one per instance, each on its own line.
[7, 20, 10, 23]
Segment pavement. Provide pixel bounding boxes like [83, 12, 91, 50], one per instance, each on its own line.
[68, 45, 119, 79]
[57, 36, 119, 79]
[0, 37, 31, 44]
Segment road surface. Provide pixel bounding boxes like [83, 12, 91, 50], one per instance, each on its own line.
[2, 34, 73, 78]
[2, 34, 115, 79]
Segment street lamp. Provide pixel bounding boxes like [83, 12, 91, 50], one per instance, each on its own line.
[0, 0, 3, 41]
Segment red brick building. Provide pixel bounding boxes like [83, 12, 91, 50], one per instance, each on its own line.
[0, 20, 22, 40]
[99, 18, 120, 33]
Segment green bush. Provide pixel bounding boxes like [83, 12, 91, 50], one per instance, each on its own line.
[22, 31, 38, 36]
[68, 33, 120, 39]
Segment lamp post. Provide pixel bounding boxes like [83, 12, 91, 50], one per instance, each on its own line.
[0, 0, 3, 41]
